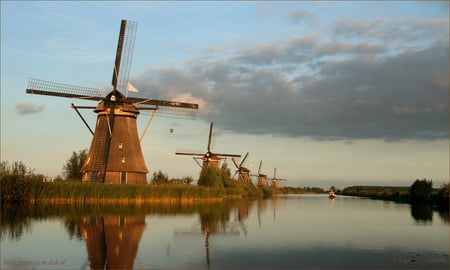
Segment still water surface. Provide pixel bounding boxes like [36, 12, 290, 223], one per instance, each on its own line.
[1, 195, 449, 269]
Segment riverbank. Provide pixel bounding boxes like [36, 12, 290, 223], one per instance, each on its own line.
[339, 184, 449, 209]
[1, 179, 274, 203]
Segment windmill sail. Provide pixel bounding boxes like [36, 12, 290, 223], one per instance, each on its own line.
[112, 20, 137, 93]
[26, 78, 103, 101]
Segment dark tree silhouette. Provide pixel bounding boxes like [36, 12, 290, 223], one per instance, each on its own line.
[410, 179, 433, 204]
[151, 170, 169, 185]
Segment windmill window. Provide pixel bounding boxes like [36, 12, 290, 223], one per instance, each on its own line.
[118, 141, 123, 149]
[121, 156, 125, 163]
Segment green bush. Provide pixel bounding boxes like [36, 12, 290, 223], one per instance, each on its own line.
[0, 161, 35, 202]
[198, 166, 224, 188]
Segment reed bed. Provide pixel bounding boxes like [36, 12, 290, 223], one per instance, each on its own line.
[29, 181, 245, 203]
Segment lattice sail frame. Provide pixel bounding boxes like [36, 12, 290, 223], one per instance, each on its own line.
[136, 104, 198, 120]
[115, 20, 137, 93]
[27, 78, 102, 99]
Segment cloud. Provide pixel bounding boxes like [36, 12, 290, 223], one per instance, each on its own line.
[130, 14, 448, 141]
[15, 103, 45, 115]
[288, 9, 317, 23]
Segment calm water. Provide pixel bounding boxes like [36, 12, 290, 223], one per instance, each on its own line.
[1, 195, 449, 269]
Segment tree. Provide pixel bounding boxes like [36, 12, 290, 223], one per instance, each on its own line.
[151, 170, 169, 185]
[63, 149, 87, 180]
[220, 162, 237, 188]
[198, 165, 223, 188]
[410, 179, 433, 204]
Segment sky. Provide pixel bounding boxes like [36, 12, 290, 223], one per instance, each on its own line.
[1, 1, 449, 188]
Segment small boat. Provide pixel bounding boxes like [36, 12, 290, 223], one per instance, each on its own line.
[329, 191, 335, 199]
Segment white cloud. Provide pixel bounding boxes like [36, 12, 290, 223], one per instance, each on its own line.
[15, 103, 45, 115]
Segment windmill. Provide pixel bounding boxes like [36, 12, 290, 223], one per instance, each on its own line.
[252, 160, 268, 187]
[26, 20, 198, 184]
[270, 167, 286, 187]
[175, 122, 240, 169]
[231, 152, 251, 183]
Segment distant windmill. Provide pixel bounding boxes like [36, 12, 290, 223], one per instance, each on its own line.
[252, 161, 267, 187]
[176, 122, 240, 169]
[270, 167, 286, 187]
[26, 20, 198, 184]
[231, 152, 251, 183]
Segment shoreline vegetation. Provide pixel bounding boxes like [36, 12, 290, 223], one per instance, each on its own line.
[338, 180, 449, 209]
[0, 160, 321, 204]
[1, 161, 448, 210]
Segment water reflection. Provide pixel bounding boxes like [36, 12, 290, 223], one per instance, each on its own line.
[173, 200, 252, 268]
[76, 216, 146, 270]
[1, 197, 449, 270]
[0, 203, 33, 241]
[410, 204, 433, 224]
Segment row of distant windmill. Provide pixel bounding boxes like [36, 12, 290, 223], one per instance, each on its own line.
[176, 122, 286, 187]
[25, 20, 285, 187]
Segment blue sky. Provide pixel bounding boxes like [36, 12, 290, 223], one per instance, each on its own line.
[1, 1, 448, 188]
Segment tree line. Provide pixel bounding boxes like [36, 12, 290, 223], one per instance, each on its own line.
[340, 179, 449, 209]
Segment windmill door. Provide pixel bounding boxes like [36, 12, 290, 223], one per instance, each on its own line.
[121, 172, 126, 184]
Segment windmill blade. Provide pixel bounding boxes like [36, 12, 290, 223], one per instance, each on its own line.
[258, 161, 262, 175]
[133, 97, 198, 120]
[175, 152, 204, 156]
[112, 20, 137, 92]
[232, 170, 239, 179]
[137, 106, 197, 120]
[231, 157, 240, 169]
[214, 153, 241, 158]
[207, 122, 213, 152]
[193, 157, 203, 168]
[131, 97, 199, 109]
[26, 78, 103, 101]
[239, 152, 249, 167]
[273, 168, 277, 178]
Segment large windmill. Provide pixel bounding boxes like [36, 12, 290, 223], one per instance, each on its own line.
[231, 152, 251, 183]
[26, 20, 198, 184]
[175, 122, 240, 169]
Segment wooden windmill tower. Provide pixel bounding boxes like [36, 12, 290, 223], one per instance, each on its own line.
[26, 20, 198, 184]
[252, 160, 268, 187]
[231, 152, 251, 183]
[270, 167, 286, 187]
[175, 122, 240, 169]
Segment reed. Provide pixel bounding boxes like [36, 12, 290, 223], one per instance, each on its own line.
[27, 181, 241, 203]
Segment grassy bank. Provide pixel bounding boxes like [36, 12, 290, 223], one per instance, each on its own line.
[0, 161, 273, 203]
[31, 182, 245, 203]
[1, 178, 270, 203]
